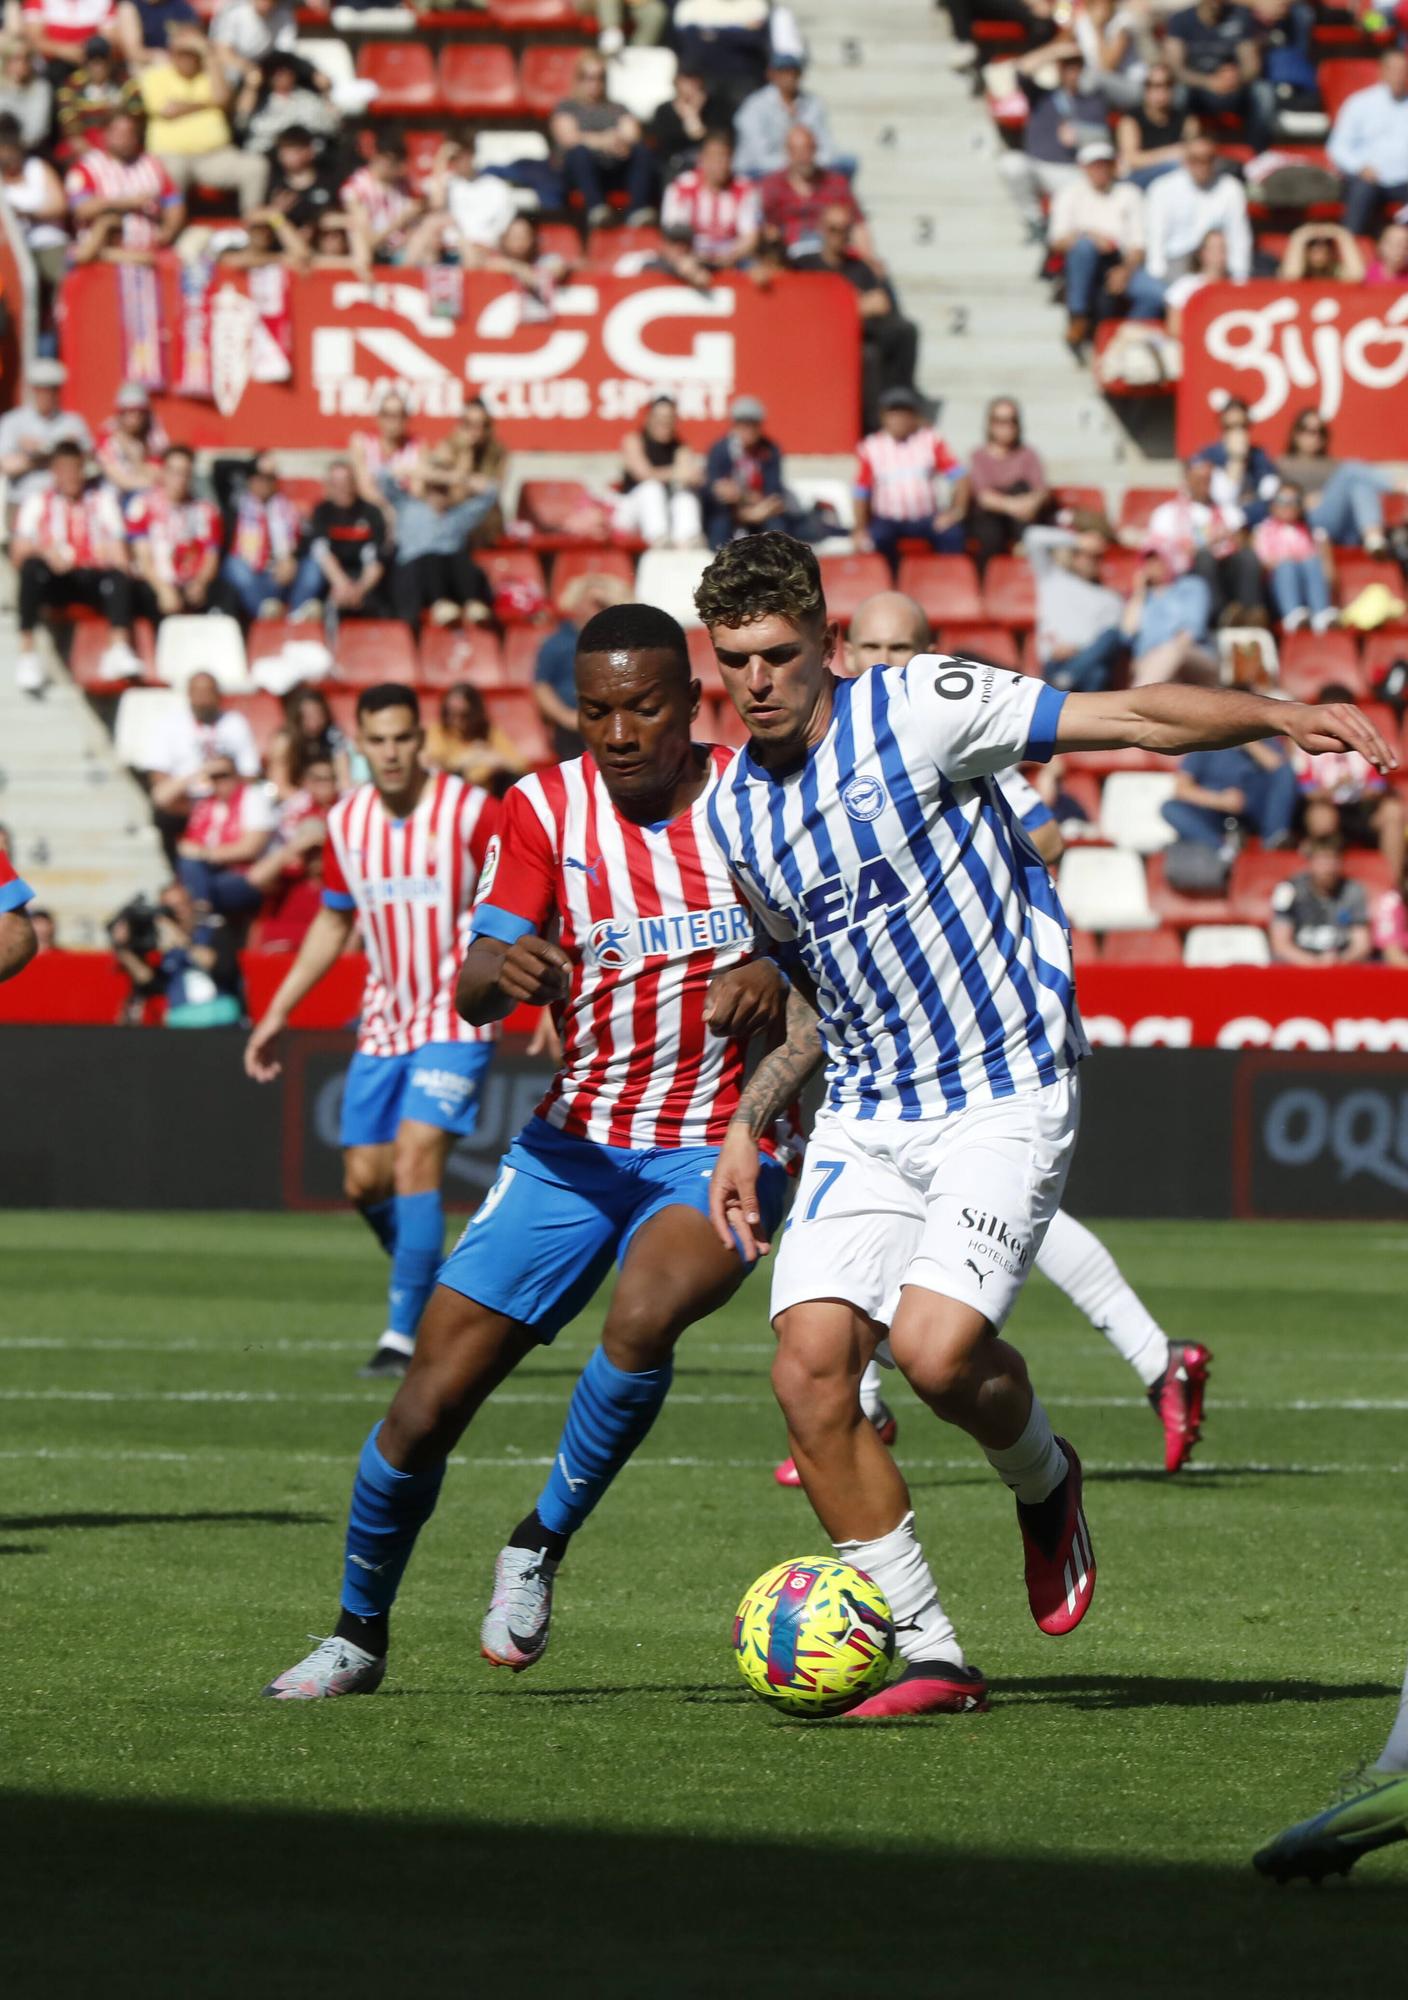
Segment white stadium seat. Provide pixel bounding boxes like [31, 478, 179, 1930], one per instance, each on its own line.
[155, 614, 250, 693]
[474, 130, 549, 172]
[113, 687, 183, 771]
[608, 48, 678, 122]
[295, 39, 356, 90]
[1056, 847, 1156, 931]
[635, 549, 713, 628]
[1184, 923, 1271, 967]
[1098, 771, 1176, 854]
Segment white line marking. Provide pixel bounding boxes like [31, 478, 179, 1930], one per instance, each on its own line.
[4, 1386, 1408, 1412]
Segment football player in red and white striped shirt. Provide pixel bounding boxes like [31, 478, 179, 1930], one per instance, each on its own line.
[12, 437, 141, 694]
[262, 606, 791, 1702]
[854, 387, 970, 571]
[65, 109, 184, 257]
[127, 444, 222, 617]
[340, 131, 428, 273]
[661, 130, 761, 268]
[245, 684, 499, 1378]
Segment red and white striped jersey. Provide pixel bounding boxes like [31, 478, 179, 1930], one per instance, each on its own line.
[23, 0, 117, 48]
[340, 167, 418, 250]
[855, 425, 960, 524]
[126, 488, 221, 587]
[350, 430, 421, 487]
[661, 169, 760, 258]
[471, 748, 762, 1151]
[14, 483, 127, 566]
[322, 772, 499, 1056]
[65, 146, 176, 250]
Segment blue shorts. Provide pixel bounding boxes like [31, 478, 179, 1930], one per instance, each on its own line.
[437, 1116, 790, 1343]
[339, 1043, 496, 1149]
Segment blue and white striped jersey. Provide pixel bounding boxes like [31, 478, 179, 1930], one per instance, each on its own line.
[706, 658, 1088, 1121]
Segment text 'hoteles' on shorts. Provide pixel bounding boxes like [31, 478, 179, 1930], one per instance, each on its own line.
[769, 1073, 1081, 1331]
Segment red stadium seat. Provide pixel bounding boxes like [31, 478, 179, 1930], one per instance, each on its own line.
[687, 624, 724, 695]
[245, 621, 308, 670]
[1051, 485, 1106, 521]
[325, 688, 361, 741]
[1065, 745, 1165, 775]
[1069, 926, 1100, 966]
[1118, 487, 1177, 538]
[1099, 546, 1144, 591]
[704, 691, 750, 749]
[1229, 846, 1301, 923]
[1277, 629, 1365, 701]
[520, 45, 585, 119]
[935, 623, 1022, 670]
[69, 620, 157, 691]
[1317, 58, 1380, 122]
[356, 43, 439, 114]
[587, 224, 663, 264]
[418, 626, 507, 690]
[552, 545, 637, 608]
[982, 554, 1037, 628]
[500, 625, 546, 688]
[1343, 849, 1395, 897]
[537, 222, 582, 261]
[516, 479, 610, 544]
[897, 553, 981, 624]
[1102, 925, 1183, 965]
[404, 129, 447, 188]
[1146, 853, 1235, 929]
[223, 691, 288, 760]
[333, 620, 420, 687]
[440, 44, 522, 116]
[485, 689, 554, 763]
[276, 476, 321, 521]
[1361, 629, 1408, 690]
[1336, 555, 1408, 616]
[479, 547, 547, 619]
[818, 553, 891, 624]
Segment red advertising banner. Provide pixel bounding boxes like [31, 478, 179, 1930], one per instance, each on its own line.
[57, 262, 861, 453]
[1077, 964, 1408, 1050]
[1178, 281, 1408, 458]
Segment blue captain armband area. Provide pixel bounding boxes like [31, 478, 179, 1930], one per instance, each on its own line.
[1019, 797, 1054, 832]
[1024, 684, 1067, 765]
[0, 875, 34, 913]
[470, 904, 537, 946]
[322, 890, 356, 911]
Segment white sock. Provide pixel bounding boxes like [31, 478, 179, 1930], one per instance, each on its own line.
[1037, 1210, 1170, 1390]
[858, 1359, 886, 1420]
[1376, 1649, 1408, 1774]
[984, 1397, 1067, 1504]
[834, 1511, 964, 1667]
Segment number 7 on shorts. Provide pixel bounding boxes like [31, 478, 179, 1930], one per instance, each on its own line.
[804, 1159, 846, 1220]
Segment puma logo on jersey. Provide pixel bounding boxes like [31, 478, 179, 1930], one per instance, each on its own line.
[564, 856, 603, 884]
[964, 1258, 988, 1288]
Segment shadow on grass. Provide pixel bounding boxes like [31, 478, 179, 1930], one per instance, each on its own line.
[0, 1510, 330, 1533]
[4, 1788, 1402, 1998]
[999, 1675, 1398, 1711]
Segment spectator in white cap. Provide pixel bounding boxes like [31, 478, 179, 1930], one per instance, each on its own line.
[97, 381, 169, 496]
[733, 51, 840, 177]
[0, 359, 94, 509]
[703, 394, 791, 547]
[1048, 139, 1159, 352]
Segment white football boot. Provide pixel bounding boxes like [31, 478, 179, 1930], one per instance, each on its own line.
[480, 1546, 559, 1670]
[261, 1634, 386, 1700]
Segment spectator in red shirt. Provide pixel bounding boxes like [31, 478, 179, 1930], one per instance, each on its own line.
[660, 128, 760, 268]
[175, 753, 276, 918]
[22, 0, 141, 70]
[97, 381, 169, 497]
[246, 750, 338, 950]
[127, 442, 222, 620]
[12, 439, 140, 695]
[66, 106, 184, 264]
[854, 388, 970, 571]
[759, 124, 874, 262]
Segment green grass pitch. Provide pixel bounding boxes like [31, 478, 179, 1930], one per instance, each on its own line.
[2, 1210, 1405, 1997]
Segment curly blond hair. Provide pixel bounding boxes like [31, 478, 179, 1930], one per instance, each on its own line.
[693, 532, 826, 632]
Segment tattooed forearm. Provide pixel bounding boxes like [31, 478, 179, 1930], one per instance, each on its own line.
[729, 984, 824, 1140]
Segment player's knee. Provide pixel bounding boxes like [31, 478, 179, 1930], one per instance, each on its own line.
[898, 1328, 984, 1413]
[601, 1305, 676, 1373]
[392, 1134, 442, 1196]
[771, 1340, 857, 1436]
[344, 1161, 387, 1208]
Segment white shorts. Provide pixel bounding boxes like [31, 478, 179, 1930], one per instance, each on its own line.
[770, 1073, 1080, 1332]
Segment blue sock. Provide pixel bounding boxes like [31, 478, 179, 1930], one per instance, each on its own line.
[360, 1197, 398, 1257]
[386, 1190, 444, 1344]
[340, 1422, 445, 1620]
[535, 1347, 674, 1538]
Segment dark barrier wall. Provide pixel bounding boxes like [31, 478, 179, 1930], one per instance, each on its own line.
[3, 1030, 1407, 1220]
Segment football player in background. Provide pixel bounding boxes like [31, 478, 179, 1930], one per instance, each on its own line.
[262, 606, 787, 1699]
[244, 684, 498, 1377]
[0, 849, 38, 983]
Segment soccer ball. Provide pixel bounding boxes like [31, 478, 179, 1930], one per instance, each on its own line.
[732, 1557, 895, 1717]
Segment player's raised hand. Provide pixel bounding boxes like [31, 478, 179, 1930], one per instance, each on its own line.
[1281, 700, 1399, 773]
[498, 934, 572, 1007]
[244, 1014, 284, 1083]
[709, 1122, 770, 1263]
[704, 959, 786, 1040]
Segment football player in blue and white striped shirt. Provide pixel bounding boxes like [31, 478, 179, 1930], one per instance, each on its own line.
[699, 534, 1393, 1719]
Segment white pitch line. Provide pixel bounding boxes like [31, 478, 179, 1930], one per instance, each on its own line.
[4, 1386, 1408, 1413]
[0, 1447, 1401, 1476]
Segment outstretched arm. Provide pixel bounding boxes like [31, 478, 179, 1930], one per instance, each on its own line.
[243, 903, 355, 1079]
[708, 984, 825, 1261]
[1057, 685, 1396, 773]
